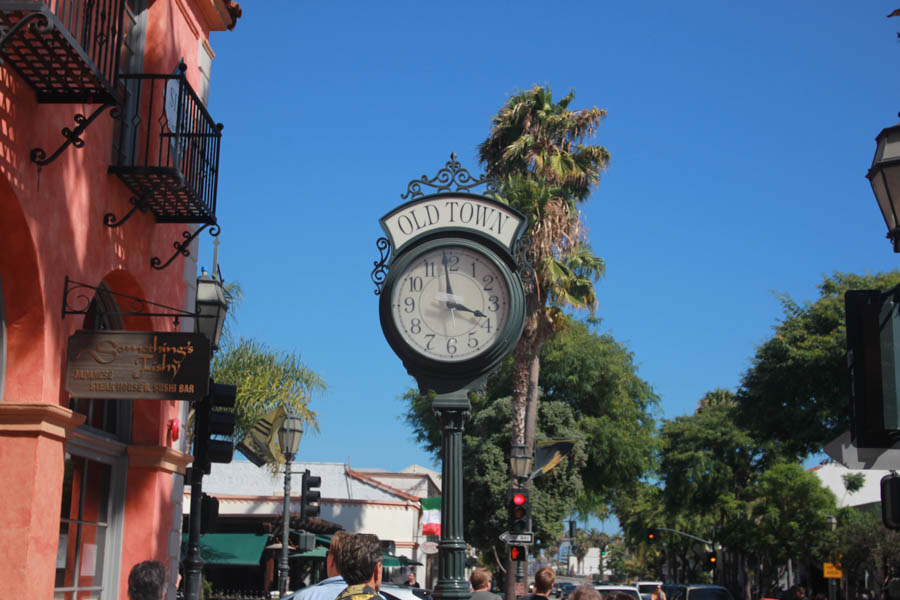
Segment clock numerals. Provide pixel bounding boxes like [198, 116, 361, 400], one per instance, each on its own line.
[410, 318, 421, 334]
[467, 331, 479, 349]
[488, 295, 499, 312]
[424, 261, 436, 277]
[480, 318, 492, 333]
[408, 276, 423, 293]
[424, 334, 435, 351]
[446, 337, 457, 355]
[482, 275, 494, 291]
[404, 297, 415, 313]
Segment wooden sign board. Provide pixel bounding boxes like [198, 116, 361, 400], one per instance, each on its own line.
[66, 330, 210, 401]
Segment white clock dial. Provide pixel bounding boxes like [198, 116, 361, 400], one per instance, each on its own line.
[391, 245, 511, 362]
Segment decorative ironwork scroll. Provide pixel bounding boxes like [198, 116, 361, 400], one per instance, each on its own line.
[103, 195, 151, 228]
[514, 233, 537, 294]
[30, 103, 116, 166]
[150, 223, 220, 271]
[401, 153, 497, 200]
[371, 237, 391, 295]
[62, 275, 195, 326]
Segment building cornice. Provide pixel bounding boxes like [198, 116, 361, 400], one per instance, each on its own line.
[346, 467, 422, 503]
[0, 403, 85, 441]
[128, 445, 193, 474]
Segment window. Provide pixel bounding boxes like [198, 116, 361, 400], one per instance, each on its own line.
[56, 284, 130, 598]
[111, 0, 148, 166]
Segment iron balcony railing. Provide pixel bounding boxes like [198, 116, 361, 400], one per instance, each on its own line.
[0, 0, 125, 103]
[109, 64, 222, 225]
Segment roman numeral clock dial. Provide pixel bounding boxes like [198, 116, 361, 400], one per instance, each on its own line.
[390, 245, 511, 362]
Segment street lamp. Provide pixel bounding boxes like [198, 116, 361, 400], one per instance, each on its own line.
[277, 414, 303, 597]
[195, 268, 228, 350]
[184, 268, 230, 600]
[867, 121, 900, 252]
[510, 444, 533, 482]
[826, 514, 838, 600]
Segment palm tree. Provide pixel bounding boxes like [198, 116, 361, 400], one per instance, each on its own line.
[478, 85, 609, 453]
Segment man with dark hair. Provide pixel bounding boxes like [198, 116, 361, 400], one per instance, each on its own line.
[522, 567, 555, 600]
[470, 567, 501, 600]
[336, 533, 384, 600]
[296, 531, 350, 600]
[128, 560, 166, 600]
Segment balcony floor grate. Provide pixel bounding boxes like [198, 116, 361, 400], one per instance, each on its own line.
[0, 3, 118, 104]
[108, 166, 216, 224]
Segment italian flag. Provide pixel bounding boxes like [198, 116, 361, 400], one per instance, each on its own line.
[421, 497, 441, 536]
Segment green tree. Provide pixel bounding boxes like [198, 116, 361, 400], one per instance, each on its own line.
[477, 85, 610, 457]
[735, 271, 900, 458]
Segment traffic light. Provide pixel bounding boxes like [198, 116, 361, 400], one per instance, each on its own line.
[882, 472, 900, 530]
[601, 545, 607, 557]
[845, 289, 900, 447]
[508, 488, 530, 533]
[705, 552, 718, 568]
[301, 469, 321, 518]
[647, 528, 658, 542]
[200, 493, 219, 533]
[193, 381, 237, 475]
[510, 545, 527, 561]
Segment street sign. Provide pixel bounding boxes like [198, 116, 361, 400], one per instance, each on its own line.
[421, 541, 439, 555]
[824, 563, 843, 579]
[499, 531, 534, 545]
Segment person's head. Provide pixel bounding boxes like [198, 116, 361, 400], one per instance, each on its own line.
[534, 566, 555, 595]
[571, 583, 601, 600]
[336, 533, 383, 589]
[326, 531, 349, 578]
[408, 571, 417, 584]
[471, 567, 492, 591]
[795, 587, 806, 599]
[128, 560, 166, 600]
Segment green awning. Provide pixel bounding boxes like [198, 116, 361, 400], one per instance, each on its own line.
[291, 546, 328, 558]
[180, 533, 268, 566]
[382, 554, 402, 567]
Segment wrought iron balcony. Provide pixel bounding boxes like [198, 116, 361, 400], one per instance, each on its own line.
[0, 0, 124, 104]
[108, 63, 222, 228]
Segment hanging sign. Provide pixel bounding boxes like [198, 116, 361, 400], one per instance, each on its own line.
[65, 330, 210, 401]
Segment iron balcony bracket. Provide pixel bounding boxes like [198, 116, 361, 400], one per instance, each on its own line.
[0, 11, 52, 54]
[62, 275, 196, 327]
[31, 102, 117, 167]
[371, 237, 391, 295]
[103, 195, 151, 228]
[150, 223, 220, 271]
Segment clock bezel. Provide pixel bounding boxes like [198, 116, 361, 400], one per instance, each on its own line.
[379, 234, 526, 392]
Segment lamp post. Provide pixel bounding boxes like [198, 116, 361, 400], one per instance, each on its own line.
[277, 414, 303, 597]
[867, 120, 900, 253]
[184, 268, 229, 600]
[826, 514, 838, 600]
[509, 443, 532, 585]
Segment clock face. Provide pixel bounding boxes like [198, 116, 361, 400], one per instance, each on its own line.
[390, 245, 511, 362]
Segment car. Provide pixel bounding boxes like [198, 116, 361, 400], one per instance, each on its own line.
[635, 582, 664, 600]
[594, 584, 641, 600]
[661, 584, 734, 600]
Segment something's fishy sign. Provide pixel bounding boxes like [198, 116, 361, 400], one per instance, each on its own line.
[66, 330, 209, 400]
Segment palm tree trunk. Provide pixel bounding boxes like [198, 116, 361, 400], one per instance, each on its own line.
[524, 346, 541, 454]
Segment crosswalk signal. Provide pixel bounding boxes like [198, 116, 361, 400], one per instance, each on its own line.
[302, 469, 321, 518]
[193, 381, 237, 474]
[508, 488, 530, 533]
[705, 552, 718, 568]
[510, 545, 527, 562]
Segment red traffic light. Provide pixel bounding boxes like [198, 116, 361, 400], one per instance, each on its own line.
[512, 493, 527, 506]
[510, 545, 527, 561]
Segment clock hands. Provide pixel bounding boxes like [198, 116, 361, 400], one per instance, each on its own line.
[439, 252, 487, 322]
[447, 301, 487, 318]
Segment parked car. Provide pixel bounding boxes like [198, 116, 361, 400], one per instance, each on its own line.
[635, 582, 664, 600]
[594, 584, 641, 600]
[661, 584, 733, 600]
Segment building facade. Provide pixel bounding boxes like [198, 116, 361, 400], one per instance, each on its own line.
[198, 461, 442, 591]
[0, 1, 239, 597]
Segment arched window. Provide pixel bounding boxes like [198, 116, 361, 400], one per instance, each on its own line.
[56, 282, 130, 598]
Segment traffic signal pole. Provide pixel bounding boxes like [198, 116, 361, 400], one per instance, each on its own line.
[184, 437, 205, 600]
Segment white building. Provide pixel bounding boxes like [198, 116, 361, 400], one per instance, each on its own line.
[190, 460, 441, 588]
[809, 461, 889, 509]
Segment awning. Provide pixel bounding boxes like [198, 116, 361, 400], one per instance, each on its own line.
[291, 546, 328, 559]
[382, 554, 423, 567]
[180, 533, 268, 566]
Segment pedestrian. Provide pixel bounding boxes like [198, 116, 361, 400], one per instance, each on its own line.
[651, 585, 667, 600]
[521, 566, 555, 600]
[295, 532, 350, 600]
[335, 533, 384, 600]
[470, 567, 501, 600]
[128, 560, 167, 600]
[570, 583, 602, 600]
[403, 571, 419, 587]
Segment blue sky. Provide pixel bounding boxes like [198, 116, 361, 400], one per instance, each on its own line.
[199, 2, 900, 487]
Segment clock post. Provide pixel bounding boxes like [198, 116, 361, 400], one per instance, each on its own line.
[373, 155, 529, 600]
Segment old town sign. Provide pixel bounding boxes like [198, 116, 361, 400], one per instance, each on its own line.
[66, 330, 210, 401]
